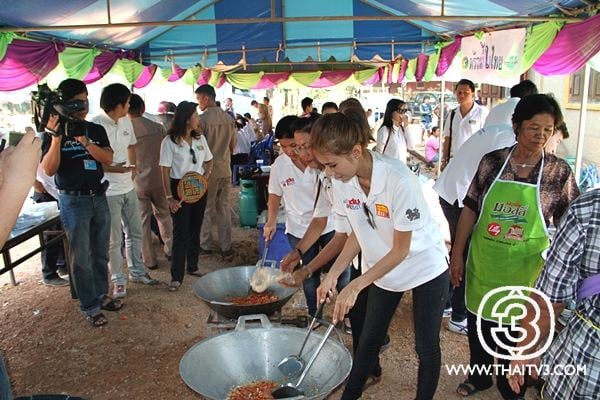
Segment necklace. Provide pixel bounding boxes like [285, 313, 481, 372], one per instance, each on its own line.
[513, 162, 537, 168]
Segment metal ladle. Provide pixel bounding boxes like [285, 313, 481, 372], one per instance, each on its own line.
[272, 323, 336, 399]
[277, 300, 326, 377]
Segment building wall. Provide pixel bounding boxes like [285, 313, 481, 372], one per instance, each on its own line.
[530, 71, 600, 167]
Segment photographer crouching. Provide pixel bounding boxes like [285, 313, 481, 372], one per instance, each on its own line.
[40, 78, 123, 327]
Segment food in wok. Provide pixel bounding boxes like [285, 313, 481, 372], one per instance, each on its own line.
[227, 380, 277, 400]
[226, 292, 279, 305]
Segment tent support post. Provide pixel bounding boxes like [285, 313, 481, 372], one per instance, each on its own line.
[574, 63, 590, 184]
[438, 76, 446, 177]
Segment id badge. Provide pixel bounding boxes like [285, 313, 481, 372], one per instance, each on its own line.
[83, 159, 97, 170]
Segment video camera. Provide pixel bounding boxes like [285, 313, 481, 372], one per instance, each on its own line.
[31, 84, 88, 138]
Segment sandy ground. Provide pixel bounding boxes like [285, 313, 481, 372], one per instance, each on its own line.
[0, 181, 538, 400]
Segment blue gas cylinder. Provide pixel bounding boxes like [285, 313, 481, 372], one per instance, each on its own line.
[239, 179, 258, 227]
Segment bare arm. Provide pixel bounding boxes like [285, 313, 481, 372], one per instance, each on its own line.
[0, 131, 42, 248]
[441, 136, 451, 171]
[161, 166, 180, 214]
[203, 159, 213, 178]
[289, 232, 348, 285]
[263, 193, 281, 241]
[280, 217, 328, 272]
[41, 136, 62, 176]
[449, 206, 477, 287]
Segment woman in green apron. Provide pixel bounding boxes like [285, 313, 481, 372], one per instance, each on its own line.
[449, 94, 580, 399]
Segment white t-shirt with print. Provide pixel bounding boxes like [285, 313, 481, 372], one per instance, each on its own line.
[159, 135, 213, 178]
[92, 112, 137, 196]
[313, 170, 351, 234]
[443, 103, 488, 157]
[331, 151, 447, 292]
[268, 154, 334, 238]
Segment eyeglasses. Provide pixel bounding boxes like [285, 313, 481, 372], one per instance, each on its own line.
[397, 108, 408, 113]
[363, 203, 376, 229]
[189, 148, 197, 164]
[293, 144, 311, 155]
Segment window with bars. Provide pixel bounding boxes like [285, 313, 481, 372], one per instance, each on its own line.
[568, 68, 600, 104]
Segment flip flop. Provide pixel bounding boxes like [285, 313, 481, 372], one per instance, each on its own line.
[456, 381, 479, 397]
[86, 312, 108, 327]
[100, 295, 124, 312]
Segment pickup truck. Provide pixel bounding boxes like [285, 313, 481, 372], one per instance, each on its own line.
[406, 91, 458, 120]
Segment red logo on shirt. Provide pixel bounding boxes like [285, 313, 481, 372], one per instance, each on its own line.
[487, 222, 501, 237]
[281, 177, 296, 187]
[344, 198, 362, 210]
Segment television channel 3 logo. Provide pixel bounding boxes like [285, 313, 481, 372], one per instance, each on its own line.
[476, 286, 556, 361]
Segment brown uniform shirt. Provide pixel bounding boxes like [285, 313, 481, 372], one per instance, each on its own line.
[200, 106, 236, 179]
[131, 116, 166, 190]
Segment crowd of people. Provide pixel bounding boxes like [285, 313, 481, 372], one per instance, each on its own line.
[0, 76, 597, 400]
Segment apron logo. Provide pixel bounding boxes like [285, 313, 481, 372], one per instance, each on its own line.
[405, 208, 420, 221]
[344, 198, 361, 210]
[504, 225, 524, 241]
[281, 177, 295, 187]
[491, 201, 528, 223]
[375, 204, 390, 218]
[487, 222, 501, 237]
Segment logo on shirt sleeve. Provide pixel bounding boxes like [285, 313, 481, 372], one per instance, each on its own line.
[375, 204, 390, 218]
[405, 208, 421, 221]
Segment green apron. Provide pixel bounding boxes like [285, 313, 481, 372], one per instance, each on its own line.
[466, 149, 549, 323]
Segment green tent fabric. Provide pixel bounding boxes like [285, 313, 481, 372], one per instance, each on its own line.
[424, 52, 439, 81]
[521, 21, 564, 74]
[58, 48, 101, 80]
[113, 59, 144, 85]
[160, 67, 173, 80]
[405, 58, 417, 81]
[391, 62, 401, 83]
[353, 68, 378, 82]
[290, 71, 322, 86]
[182, 66, 202, 85]
[0, 32, 18, 61]
[226, 71, 264, 89]
[208, 71, 222, 87]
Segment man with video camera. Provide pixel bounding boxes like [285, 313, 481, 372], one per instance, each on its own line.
[40, 78, 122, 327]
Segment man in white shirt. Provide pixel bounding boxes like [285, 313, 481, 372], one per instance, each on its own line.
[484, 80, 538, 129]
[92, 84, 158, 299]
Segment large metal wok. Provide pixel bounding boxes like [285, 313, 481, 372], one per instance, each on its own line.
[180, 314, 352, 399]
[193, 265, 298, 319]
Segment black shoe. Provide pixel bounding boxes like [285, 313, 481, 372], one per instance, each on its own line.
[57, 267, 69, 277]
[43, 276, 69, 287]
[198, 248, 212, 256]
[187, 269, 203, 277]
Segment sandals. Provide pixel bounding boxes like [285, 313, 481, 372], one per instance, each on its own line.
[86, 312, 108, 327]
[187, 270, 203, 277]
[456, 381, 479, 397]
[100, 295, 124, 312]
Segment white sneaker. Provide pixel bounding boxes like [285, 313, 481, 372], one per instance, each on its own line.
[448, 318, 468, 335]
[443, 307, 452, 318]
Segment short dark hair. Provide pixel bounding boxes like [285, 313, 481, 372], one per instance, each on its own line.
[321, 102, 338, 113]
[455, 79, 475, 92]
[555, 121, 569, 139]
[128, 94, 145, 115]
[510, 80, 538, 98]
[100, 83, 131, 113]
[251, 100, 258, 106]
[195, 84, 216, 98]
[301, 97, 313, 111]
[263, 97, 270, 103]
[58, 79, 87, 101]
[293, 113, 321, 134]
[512, 94, 563, 137]
[274, 115, 299, 140]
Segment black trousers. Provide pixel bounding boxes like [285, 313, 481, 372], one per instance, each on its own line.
[32, 192, 65, 280]
[466, 311, 528, 399]
[439, 197, 468, 322]
[170, 180, 207, 283]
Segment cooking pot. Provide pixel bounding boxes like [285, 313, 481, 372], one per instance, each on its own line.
[180, 314, 352, 399]
[193, 265, 298, 319]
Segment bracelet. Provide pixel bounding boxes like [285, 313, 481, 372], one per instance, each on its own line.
[295, 247, 304, 258]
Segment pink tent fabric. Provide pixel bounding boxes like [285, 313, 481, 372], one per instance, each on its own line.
[83, 52, 117, 84]
[253, 72, 290, 89]
[309, 70, 353, 88]
[0, 39, 63, 90]
[134, 65, 157, 89]
[436, 37, 461, 76]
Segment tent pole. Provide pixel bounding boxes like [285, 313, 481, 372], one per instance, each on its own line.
[574, 63, 590, 184]
[438, 76, 446, 177]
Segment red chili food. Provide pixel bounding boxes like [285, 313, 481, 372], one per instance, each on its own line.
[227, 380, 277, 400]
[226, 292, 279, 305]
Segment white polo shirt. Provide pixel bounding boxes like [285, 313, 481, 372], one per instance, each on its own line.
[433, 124, 516, 206]
[484, 97, 520, 129]
[443, 103, 488, 157]
[91, 112, 137, 196]
[331, 151, 447, 292]
[159, 135, 213, 178]
[376, 125, 408, 163]
[312, 170, 351, 234]
[268, 154, 334, 238]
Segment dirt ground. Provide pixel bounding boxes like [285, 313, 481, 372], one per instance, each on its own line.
[0, 186, 537, 400]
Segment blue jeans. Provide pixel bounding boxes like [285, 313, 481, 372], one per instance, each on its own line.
[341, 270, 449, 400]
[106, 189, 146, 284]
[59, 193, 111, 317]
[287, 231, 351, 317]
